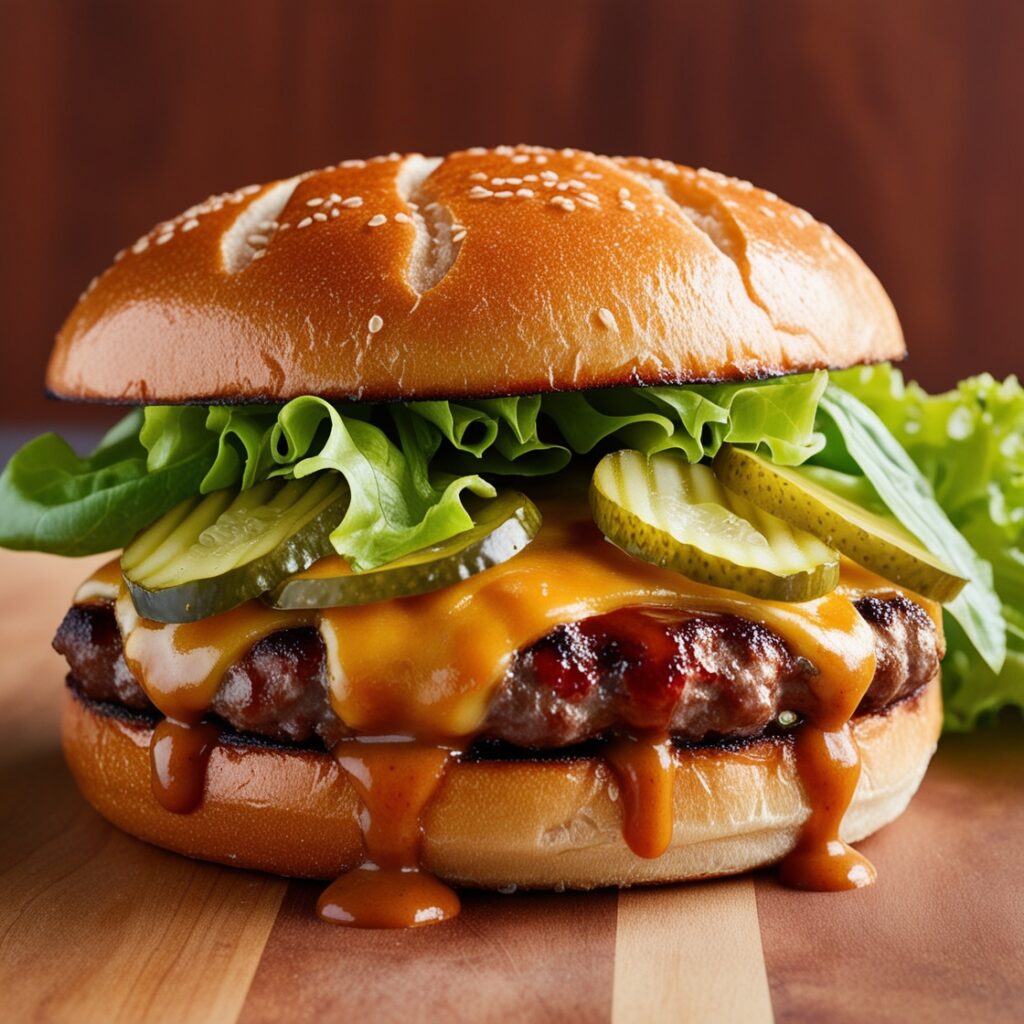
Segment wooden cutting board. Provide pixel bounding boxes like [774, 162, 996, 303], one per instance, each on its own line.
[1, 550, 1021, 1023]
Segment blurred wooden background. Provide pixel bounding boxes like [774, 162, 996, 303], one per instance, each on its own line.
[1, 0, 1021, 442]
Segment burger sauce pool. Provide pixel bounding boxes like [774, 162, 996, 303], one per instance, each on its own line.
[77, 512, 942, 927]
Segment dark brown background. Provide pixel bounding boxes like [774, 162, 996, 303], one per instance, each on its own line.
[1, 0, 1021, 443]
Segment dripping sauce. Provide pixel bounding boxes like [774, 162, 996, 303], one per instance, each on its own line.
[779, 723, 877, 890]
[148, 718, 221, 814]
[605, 734, 675, 859]
[317, 738, 461, 928]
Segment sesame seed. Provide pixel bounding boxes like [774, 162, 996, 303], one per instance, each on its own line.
[540, 170, 558, 181]
[494, 190, 514, 198]
[466, 146, 488, 156]
[505, 177, 523, 186]
[248, 234, 270, 245]
[342, 196, 363, 208]
[251, 249, 267, 260]
[567, 179, 586, 190]
[582, 171, 601, 179]
[114, 248, 126, 262]
[451, 229, 467, 243]
[313, 212, 328, 222]
[341, 159, 366, 168]
[468, 171, 488, 181]
[329, 193, 342, 203]
[579, 191, 599, 203]
[597, 307, 617, 330]
[367, 214, 387, 227]
[182, 218, 199, 232]
[762, 190, 778, 202]
[491, 177, 506, 186]
[516, 188, 534, 198]
[534, 154, 548, 164]
[306, 197, 325, 207]
[619, 199, 637, 211]
[618, 187, 631, 200]
[556, 182, 571, 191]
[759, 205, 776, 218]
[469, 186, 494, 199]
[511, 154, 529, 164]
[331, 208, 340, 218]
[551, 196, 576, 211]
[368, 314, 384, 333]
[156, 232, 173, 245]
[297, 217, 313, 228]
[394, 212, 413, 224]
[523, 174, 539, 182]
[241, 184, 261, 195]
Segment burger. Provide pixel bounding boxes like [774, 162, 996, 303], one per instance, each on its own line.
[1, 145, 987, 929]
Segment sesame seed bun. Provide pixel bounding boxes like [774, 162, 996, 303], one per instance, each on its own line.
[46, 146, 903, 405]
[61, 679, 940, 887]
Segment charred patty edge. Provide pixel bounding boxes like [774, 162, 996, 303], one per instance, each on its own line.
[64, 677, 934, 761]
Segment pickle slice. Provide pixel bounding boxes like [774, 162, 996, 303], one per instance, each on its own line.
[713, 445, 967, 602]
[590, 450, 839, 601]
[122, 473, 349, 622]
[266, 491, 541, 609]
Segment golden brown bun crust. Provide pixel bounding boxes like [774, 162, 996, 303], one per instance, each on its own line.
[61, 679, 940, 888]
[47, 146, 904, 404]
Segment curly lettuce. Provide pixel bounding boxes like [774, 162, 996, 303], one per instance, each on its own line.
[0, 372, 827, 568]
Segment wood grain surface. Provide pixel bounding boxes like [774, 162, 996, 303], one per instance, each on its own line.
[1, 549, 1022, 1023]
[1, 0, 1022, 439]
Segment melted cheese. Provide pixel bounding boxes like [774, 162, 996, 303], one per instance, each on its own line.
[114, 590, 313, 722]
[84, 501, 947, 737]
[319, 507, 877, 736]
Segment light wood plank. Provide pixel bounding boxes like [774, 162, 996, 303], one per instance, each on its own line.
[612, 878, 774, 1024]
[0, 551, 285, 1024]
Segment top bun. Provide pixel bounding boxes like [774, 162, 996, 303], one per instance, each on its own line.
[46, 146, 904, 404]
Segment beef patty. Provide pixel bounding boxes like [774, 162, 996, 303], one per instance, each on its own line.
[55, 595, 941, 749]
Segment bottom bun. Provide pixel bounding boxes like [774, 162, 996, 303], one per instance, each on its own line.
[61, 678, 942, 888]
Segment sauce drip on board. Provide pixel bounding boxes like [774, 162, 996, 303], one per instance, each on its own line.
[72, 502, 943, 916]
[779, 723, 877, 890]
[317, 739, 461, 928]
[149, 718, 221, 814]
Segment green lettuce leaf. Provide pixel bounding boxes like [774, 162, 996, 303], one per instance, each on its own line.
[268, 398, 494, 570]
[0, 371, 830, 562]
[0, 410, 215, 556]
[831, 365, 1024, 728]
